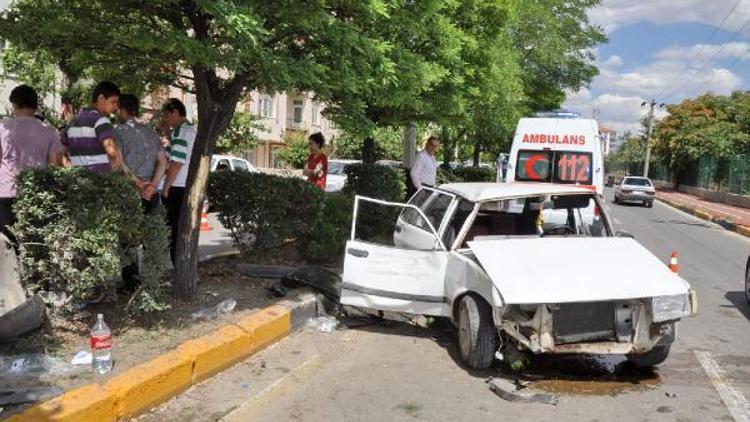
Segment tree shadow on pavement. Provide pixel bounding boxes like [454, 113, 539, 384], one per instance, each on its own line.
[650, 219, 717, 229]
[724, 292, 750, 321]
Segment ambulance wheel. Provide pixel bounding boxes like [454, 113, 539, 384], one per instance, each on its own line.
[627, 345, 671, 367]
[457, 294, 497, 369]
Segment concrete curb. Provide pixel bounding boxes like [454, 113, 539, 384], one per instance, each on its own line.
[7, 290, 326, 422]
[656, 195, 750, 237]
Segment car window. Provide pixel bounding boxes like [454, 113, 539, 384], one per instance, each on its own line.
[232, 159, 250, 172]
[328, 162, 348, 175]
[423, 193, 453, 231]
[215, 159, 231, 172]
[623, 178, 651, 186]
[443, 199, 474, 248]
[401, 189, 432, 228]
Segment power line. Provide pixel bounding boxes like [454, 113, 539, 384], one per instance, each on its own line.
[654, 0, 746, 100]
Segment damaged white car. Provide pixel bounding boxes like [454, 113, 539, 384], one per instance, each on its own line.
[341, 183, 697, 369]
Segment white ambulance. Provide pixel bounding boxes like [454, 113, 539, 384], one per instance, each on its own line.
[505, 113, 604, 230]
[506, 113, 604, 195]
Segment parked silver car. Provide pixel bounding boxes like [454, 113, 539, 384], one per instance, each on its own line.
[614, 176, 655, 207]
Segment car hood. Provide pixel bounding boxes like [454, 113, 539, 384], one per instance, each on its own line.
[467, 237, 690, 305]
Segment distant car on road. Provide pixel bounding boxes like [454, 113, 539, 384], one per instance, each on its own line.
[341, 182, 696, 369]
[326, 159, 360, 193]
[211, 154, 256, 173]
[614, 176, 655, 207]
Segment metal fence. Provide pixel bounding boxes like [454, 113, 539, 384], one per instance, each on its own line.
[694, 155, 750, 195]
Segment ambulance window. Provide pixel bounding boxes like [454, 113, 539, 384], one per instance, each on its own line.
[554, 152, 593, 184]
[516, 150, 552, 182]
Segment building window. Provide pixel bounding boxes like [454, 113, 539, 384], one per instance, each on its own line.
[311, 102, 320, 125]
[259, 94, 274, 118]
[293, 100, 303, 123]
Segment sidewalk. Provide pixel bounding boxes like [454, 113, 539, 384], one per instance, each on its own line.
[198, 214, 237, 260]
[656, 189, 750, 237]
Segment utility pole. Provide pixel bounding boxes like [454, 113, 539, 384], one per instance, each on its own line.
[642, 99, 657, 178]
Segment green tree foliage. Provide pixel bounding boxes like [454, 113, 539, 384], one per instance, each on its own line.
[215, 112, 264, 155]
[0, 0, 401, 298]
[276, 132, 310, 169]
[653, 93, 750, 171]
[333, 126, 404, 161]
[1, 45, 57, 100]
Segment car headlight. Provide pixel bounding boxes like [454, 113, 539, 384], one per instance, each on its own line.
[650, 294, 690, 322]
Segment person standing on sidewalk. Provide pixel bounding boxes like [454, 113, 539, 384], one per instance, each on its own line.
[0, 85, 63, 246]
[303, 132, 328, 190]
[409, 135, 440, 196]
[114, 94, 168, 292]
[160, 98, 196, 263]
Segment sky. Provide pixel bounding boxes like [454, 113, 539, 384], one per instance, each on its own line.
[563, 0, 750, 135]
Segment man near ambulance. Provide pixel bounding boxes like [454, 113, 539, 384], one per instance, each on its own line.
[409, 136, 440, 197]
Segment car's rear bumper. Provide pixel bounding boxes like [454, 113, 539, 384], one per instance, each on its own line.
[618, 191, 655, 201]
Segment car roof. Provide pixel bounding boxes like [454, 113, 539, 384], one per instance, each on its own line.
[623, 176, 650, 180]
[329, 159, 360, 164]
[438, 182, 595, 202]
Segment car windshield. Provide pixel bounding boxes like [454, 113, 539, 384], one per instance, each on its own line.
[460, 193, 607, 246]
[328, 161, 348, 175]
[623, 178, 651, 186]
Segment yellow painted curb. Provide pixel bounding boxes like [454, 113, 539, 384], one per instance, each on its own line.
[10, 303, 295, 421]
[6, 384, 116, 422]
[737, 225, 750, 237]
[695, 209, 712, 221]
[104, 350, 193, 418]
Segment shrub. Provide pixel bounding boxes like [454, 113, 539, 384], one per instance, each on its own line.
[302, 192, 353, 263]
[454, 166, 496, 182]
[13, 167, 170, 313]
[208, 171, 324, 255]
[275, 132, 310, 169]
[343, 163, 405, 240]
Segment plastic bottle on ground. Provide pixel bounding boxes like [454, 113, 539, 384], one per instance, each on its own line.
[90, 313, 113, 374]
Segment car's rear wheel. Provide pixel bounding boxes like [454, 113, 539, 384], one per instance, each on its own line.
[745, 267, 750, 305]
[613, 195, 619, 204]
[457, 294, 497, 369]
[626, 345, 671, 367]
[645, 200, 653, 208]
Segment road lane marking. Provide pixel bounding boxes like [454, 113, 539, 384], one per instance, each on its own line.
[695, 350, 750, 422]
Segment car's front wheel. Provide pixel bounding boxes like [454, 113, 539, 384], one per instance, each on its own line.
[457, 294, 497, 369]
[626, 345, 671, 367]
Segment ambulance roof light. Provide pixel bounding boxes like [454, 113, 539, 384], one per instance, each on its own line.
[534, 109, 581, 119]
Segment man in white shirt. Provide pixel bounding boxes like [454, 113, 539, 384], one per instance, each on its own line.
[410, 136, 440, 195]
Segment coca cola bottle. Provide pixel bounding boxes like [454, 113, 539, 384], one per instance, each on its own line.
[90, 313, 113, 374]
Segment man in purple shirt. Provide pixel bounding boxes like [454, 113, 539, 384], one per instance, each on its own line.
[0, 85, 63, 246]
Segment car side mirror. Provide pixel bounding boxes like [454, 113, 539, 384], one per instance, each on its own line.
[615, 230, 635, 239]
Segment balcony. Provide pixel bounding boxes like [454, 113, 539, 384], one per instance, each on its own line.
[286, 119, 309, 131]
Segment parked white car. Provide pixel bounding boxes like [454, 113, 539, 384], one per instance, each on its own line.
[211, 154, 256, 173]
[326, 159, 360, 192]
[341, 183, 697, 369]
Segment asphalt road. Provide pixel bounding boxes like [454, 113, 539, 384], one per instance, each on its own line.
[141, 189, 750, 422]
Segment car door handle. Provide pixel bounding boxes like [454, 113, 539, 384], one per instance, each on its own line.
[395, 225, 402, 233]
[347, 248, 369, 258]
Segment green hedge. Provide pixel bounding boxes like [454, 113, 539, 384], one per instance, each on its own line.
[13, 167, 170, 313]
[302, 192, 352, 263]
[438, 165, 495, 184]
[343, 163, 404, 240]
[208, 171, 324, 255]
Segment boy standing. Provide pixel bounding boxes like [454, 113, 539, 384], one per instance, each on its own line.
[160, 98, 196, 263]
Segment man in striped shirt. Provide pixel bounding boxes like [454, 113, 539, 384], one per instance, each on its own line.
[160, 98, 197, 263]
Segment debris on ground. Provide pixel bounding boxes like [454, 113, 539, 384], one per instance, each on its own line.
[190, 298, 238, 320]
[0, 354, 77, 377]
[307, 316, 338, 333]
[268, 282, 289, 298]
[488, 377, 559, 405]
[0, 295, 46, 339]
[0, 386, 64, 406]
[70, 351, 92, 366]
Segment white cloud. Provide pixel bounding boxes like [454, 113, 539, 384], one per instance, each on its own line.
[601, 55, 624, 68]
[591, 0, 750, 34]
[654, 42, 750, 61]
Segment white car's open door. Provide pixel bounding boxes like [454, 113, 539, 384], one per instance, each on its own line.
[341, 196, 451, 316]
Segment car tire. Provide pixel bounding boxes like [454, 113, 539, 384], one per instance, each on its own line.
[457, 294, 497, 370]
[626, 345, 671, 367]
[745, 267, 750, 305]
[613, 195, 619, 204]
[646, 200, 653, 208]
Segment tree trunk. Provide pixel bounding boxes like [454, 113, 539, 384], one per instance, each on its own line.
[472, 141, 481, 167]
[173, 70, 246, 299]
[442, 126, 450, 168]
[362, 136, 376, 164]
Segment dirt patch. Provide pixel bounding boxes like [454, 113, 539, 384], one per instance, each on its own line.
[519, 355, 661, 396]
[0, 253, 303, 415]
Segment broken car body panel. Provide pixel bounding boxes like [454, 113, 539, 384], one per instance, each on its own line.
[467, 237, 691, 304]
